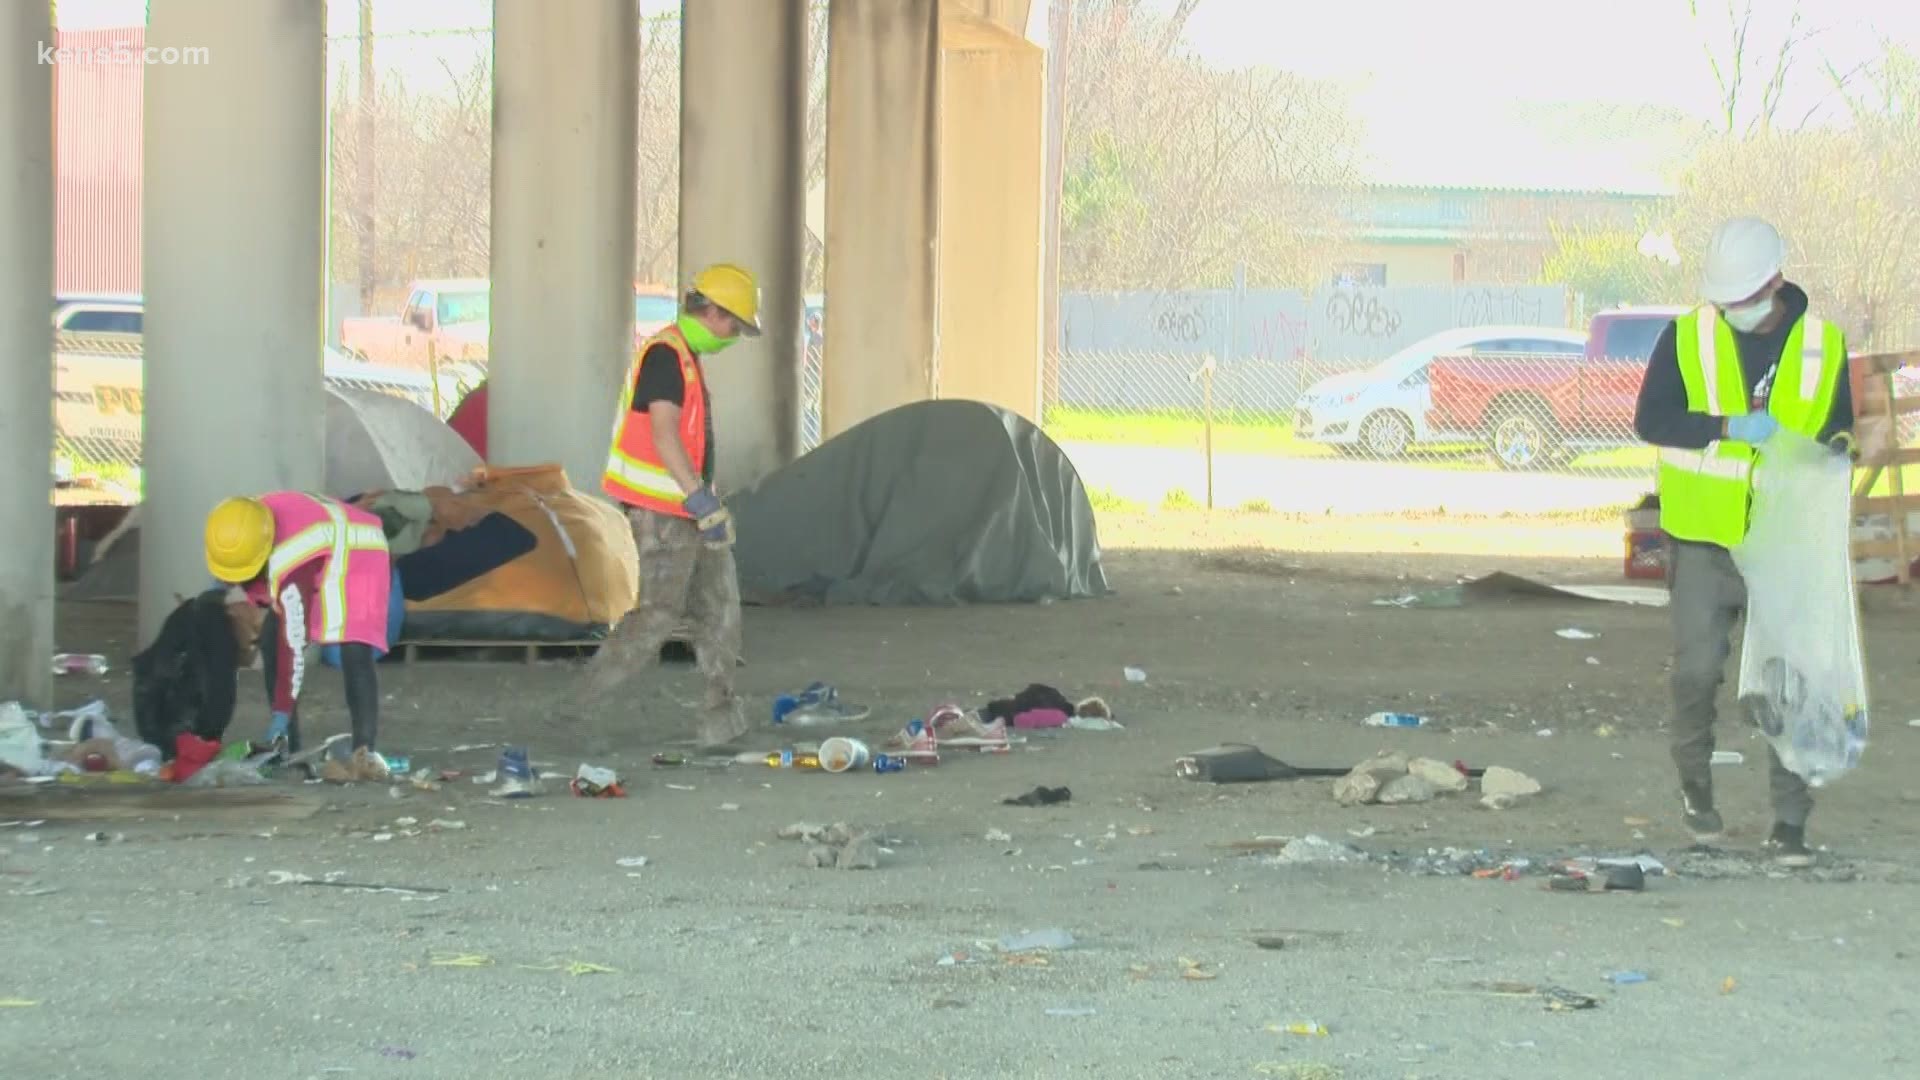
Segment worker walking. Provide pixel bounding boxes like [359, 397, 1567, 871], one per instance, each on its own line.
[204, 492, 394, 782]
[1632, 217, 1855, 867]
[584, 263, 756, 748]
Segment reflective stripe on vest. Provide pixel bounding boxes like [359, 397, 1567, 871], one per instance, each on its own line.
[602, 324, 706, 516]
[266, 494, 387, 642]
[1658, 306, 1844, 547]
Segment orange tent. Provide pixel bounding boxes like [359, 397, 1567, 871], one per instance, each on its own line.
[389, 464, 638, 641]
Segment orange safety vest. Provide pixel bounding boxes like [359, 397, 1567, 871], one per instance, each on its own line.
[602, 324, 707, 516]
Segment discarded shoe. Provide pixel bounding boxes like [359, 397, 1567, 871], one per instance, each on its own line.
[491, 747, 542, 798]
[1002, 785, 1072, 807]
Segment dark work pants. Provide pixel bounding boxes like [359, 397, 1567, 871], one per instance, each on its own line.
[259, 611, 381, 753]
[1667, 540, 1814, 827]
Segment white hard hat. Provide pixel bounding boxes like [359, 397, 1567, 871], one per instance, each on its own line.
[1699, 217, 1786, 305]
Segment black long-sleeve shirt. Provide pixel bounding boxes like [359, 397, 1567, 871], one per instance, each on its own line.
[1632, 282, 1853, 450]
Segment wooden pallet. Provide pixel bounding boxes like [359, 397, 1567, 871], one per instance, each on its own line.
[389, 629, 725, 666]
[1850, 350, 1920, 585]
[390, 639, 606, 664]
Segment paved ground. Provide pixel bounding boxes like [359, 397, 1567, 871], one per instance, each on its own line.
[6, 516, 1918, 1079]
[1059, 441, 1647, 514]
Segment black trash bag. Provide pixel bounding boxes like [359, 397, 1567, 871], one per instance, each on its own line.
[132, 589, 241, 758]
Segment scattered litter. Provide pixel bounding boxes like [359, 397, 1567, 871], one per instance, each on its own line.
[429, 953, 494, 968]
[1662, 918, 1687, 929]
[616, 856, 649, 869]
[379, 1047, 418, 1060]
[1265, 834, 1364, 866]
[718, 802, 741, 812]
[1556, 628, 1597, 640]
[780, 821, 881, 869]
[450, 743, 497, 753]
[300, 877, 448, 895]
[1470, 981, 1600, 1012]
[1066, 715, 1124, 732]
[1251, 936, 1289, 951]
[1909, 719, 1920, 729]
[1253, 1065, 1343, 1080]
[665, 783, 696, 791]
[1345, 827, 1376, 839]
[1178, 957, 1218, 981]
[571, 763, 627, 798]
[1606, 970, 1650, 985]
[517, 960, 617, 976]
[1123, 666, 1147, 683]
[1003, 785, 1071, 807]
[83, 831, 124, 844]
[1535, 729, 1554, 737]
[1267, 1021, 1329, 1037]
[1180, 743, 1345, 784]
[1721, 976, 1738, 994]
[985, 828, 1013, 844]
[0, 998, 40, 1008]
[1711, 751, 1746, 766]
[998, 928, 1075, 953]
[1624, 816, 1651, 827]
[427, 819, 465, 831]
[1044, 1005, 1098, 1018]
[1362, 711, 1427, 728]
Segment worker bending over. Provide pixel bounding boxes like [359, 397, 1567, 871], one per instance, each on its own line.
[204, 492, 394, 782]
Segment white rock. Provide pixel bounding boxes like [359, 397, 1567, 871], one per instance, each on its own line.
[1378, 774, 1437, 805]
[1333, 770, 1382, 806]
[1480, 766, 1542, 801]
[1407, 757, 1469, 793]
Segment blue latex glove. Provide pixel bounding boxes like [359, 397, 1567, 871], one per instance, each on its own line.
[1726, 412, 1779, 444]
[682, 486, 734, 547]
[267, 711, 291, 745]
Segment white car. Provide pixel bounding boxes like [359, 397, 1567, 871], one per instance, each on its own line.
[1293, 325, 1587, 458]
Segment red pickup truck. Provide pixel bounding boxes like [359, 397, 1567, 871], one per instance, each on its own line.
[1426, 306, 1688, 469]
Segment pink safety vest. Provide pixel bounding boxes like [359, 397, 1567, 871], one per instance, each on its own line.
[244, 492, 393, 648]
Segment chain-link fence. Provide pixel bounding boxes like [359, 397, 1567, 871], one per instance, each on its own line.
[1042, 347, 1661, 517]
[51, 331, 470, 504]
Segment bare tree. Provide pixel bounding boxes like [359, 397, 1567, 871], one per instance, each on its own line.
[1059, 0, 1358, 290]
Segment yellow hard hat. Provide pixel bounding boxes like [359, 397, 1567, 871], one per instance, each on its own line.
[690, 263, 762, 336]
[204, 496, 275, 583]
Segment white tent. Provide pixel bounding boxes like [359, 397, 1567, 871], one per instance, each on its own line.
[324, 385, 481, 497]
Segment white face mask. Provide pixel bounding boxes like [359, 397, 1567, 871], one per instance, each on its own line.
[1722, 298, 1774, 333]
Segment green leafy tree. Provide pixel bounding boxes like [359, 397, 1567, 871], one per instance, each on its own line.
[1539, 224, 1688, 310]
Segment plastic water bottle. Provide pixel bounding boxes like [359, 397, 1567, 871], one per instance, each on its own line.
[51, 653, 109, 676]
[1363, 711, 1427, 728]
[764, 750, 822, 769]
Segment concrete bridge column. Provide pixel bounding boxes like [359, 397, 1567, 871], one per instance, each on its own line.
[0, 0, 55, 704]
[822, 0, 942, 437]
[489, 0, 638, 489]
[680, 0, 808, 491]
[140, 1, 327, 645]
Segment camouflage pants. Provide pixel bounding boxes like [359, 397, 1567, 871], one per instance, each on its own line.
[589, 507, 742, 708]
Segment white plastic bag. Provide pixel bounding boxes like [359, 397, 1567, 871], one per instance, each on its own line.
[1733, 432, 1870, 786]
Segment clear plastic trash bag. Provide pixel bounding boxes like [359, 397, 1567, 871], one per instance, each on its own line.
[1733, 431, 1870, 786]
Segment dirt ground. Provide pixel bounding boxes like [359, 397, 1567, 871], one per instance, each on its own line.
[6, 511, 1920, 1080]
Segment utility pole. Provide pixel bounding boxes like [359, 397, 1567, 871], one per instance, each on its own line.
[356, 0, 377, 311]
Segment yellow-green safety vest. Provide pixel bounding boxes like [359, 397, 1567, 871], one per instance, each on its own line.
[1656, 306, 1846, 548]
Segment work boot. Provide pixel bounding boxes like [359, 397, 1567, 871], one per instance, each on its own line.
[1765, 822, 1815, 868]
[696, 699, 751, 751]
[1681, 783, 1725, 843]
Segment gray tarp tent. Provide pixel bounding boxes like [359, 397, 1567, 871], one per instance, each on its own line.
[730, 400, 1110, 605]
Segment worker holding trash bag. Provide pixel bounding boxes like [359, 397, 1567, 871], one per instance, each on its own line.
[203, 492, 394, 783]
[1633, 216, 1856, 867]
[583, 263, 756, 749]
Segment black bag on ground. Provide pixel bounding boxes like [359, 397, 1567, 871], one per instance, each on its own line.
[132, 589, 240, 757]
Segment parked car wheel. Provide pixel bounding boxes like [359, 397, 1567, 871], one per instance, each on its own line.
[1489, 401, 1559, 470]
[1357, 411, 1414, 459]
